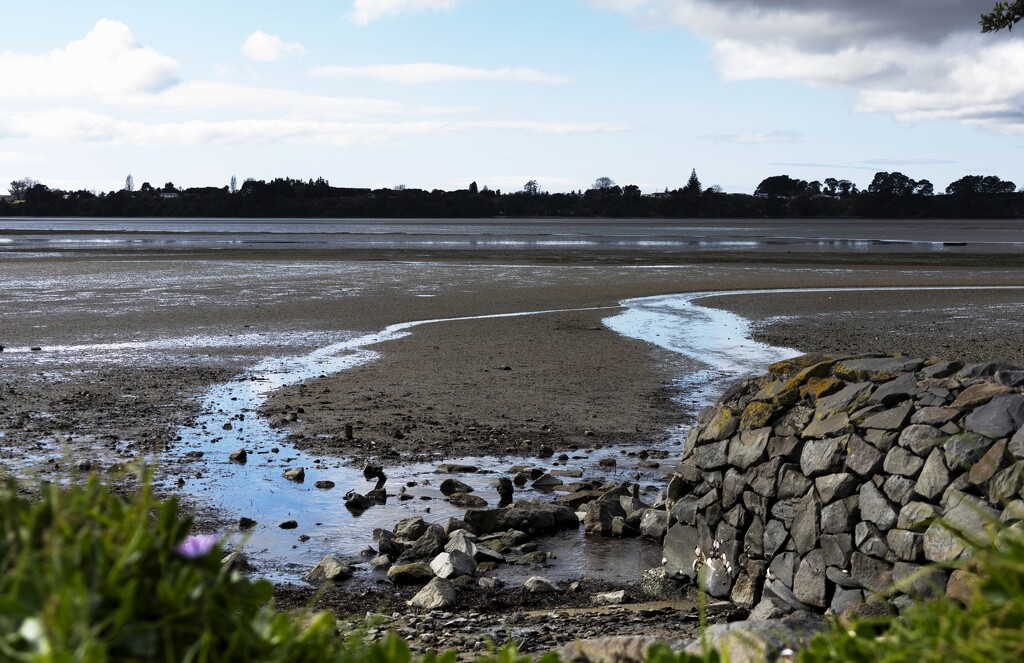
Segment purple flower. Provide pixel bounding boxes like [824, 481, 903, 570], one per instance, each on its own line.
[174, 534, 220, 558]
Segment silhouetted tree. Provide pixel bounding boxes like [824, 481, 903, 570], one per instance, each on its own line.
[755, 175, 808, 198]
[592, 176, 615, 190]
[468, 181, 478, 194]
[682, 169, 702, 196]
[230, 175, 238, 194]
[523, 179, 541, 195]
[8, 178, 38, 200]
[868, 171, 916, 197]
[946, 175, 1017, 195]
[125, 174, 134, 192]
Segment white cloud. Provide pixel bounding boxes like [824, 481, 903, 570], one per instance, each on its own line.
[585, 0, 1024, 135]
[241, 31, 305, 62]
[309, 63, 570, 85]
[0, 19, 179, 99]
[700, 131, 803, 144]
[1, 109, 631, 148]
[349, 0, 468, 25]
[0, 150, 43, 163]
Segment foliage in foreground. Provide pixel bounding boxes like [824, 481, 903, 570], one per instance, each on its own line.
[799, 518, 1024, 663]
[3, 469, 1024, 662]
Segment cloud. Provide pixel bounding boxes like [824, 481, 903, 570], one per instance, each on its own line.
[309, 63, 569, 85]
[349, 0, 468, 25]
[241, 31, 305, 62]
[586, 0, 1024, 135]
[0, 19, 179, 99]
[700, 131, 803, 144]
[0, 109, 631, 148]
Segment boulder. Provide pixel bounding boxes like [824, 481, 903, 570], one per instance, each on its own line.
[523, 576, 562, 593]
[303, 556, 353, 584]
[408, 577, 458, 610]
[429, 550, 477, 579]
[387, 562, 434, 585]
[964, 394, 1024, 439]
[463, 500, 578, 536]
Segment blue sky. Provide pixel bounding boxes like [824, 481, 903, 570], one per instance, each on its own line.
[1, 0, 1021, 195]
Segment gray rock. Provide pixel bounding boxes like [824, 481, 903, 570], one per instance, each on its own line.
[682, 619, 829, 663]
[989, 461, 1024, 505]
[749, 597, 796, 621]
[762, 577, 812, 612]
[524, 576, 562, 594]
[282, 467, 305, 482]
[846, 434, 884, 478]
[838, 357, 924, 381]
[768, 435, 801, 461]
[430, 550, 477, 579]
[408, 577, 459, 610]
[693, 439, 731, 470]
[763, 519, 789, 557]
[821, 495, 857, 535]
[444, 530, 478, 557]
[892, 562, 949, 600]
[959, 362, 1018, 380]
[440, 478, 474, 495]
[827, 566, 860, 589]
[394, 516, 427, 541]
[850, 552, 893, 594]
[662, 523, 699, 580]
[911, 407, 960, 427]
[897, 502, 939, 531]
[777, 464, 813, 499]
[868, 374, 920, 406]
[769, 551, 799, 588]
[802, 413, 852, 439]
[728, 427, 772, 470]
[701, 558, 734, 599]
[886, 529, 924, 562]
[531, 473, 563, 489]
[815, 473, 859, 504]
[790, 491, 820, 556]
[583, 501, 616, 536]
[463, 500, 579, 536]
[743, 490, 769, 519]
[793, 549, 828, 608]
[387, 562, 434, 585]
[969, 439, 1009, 485]
[745, 515, 765, 556]
[303, 556, 353, 584]
[964, 394, 1024, 440]
[854, 521, 889, 558]
[861, 401, 914, 430]
[800, 436, 847, 477]
[399, 524, 447, 561]
[951, 382, 1012, 409]
[229, 448, 247, 463]
[884, 446, 925, 478]
[639, 509, 670, 540]
[821, 533, 854, 567]
[671, 495, 698, 525]
[914, 448, 951, 501]
[731, 572, 756, 608]
[771, 497, 803, 528]
[746, 457, 784, 497]
[723, 504, 750, 530]
[996, 370, 1024, 388]
[814, 382, 874, 419]
[864, 429, 899, 453]
[831, 588, 865, 614]
[881, 475, 915, 506]
[860, 482, 897, 530]
[1010, 425, 1024, 459]
[944, 432, 994, 471]
[449, 492, 487, 508]
[898, 424, 946, 456]
[923, 491, 998, 563]
[722, 468, 748, 509]
[592, 589, 628, 605]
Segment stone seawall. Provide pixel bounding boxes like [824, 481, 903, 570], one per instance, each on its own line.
[663, 354, 1024, 615]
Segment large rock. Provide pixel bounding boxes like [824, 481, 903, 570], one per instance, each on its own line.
[408, 577, 458, 610]
[964, 394, 1024, 439]
[463, 500, 578, 535]
[663, 523, 699, 580]
[728, 427, 771, 470]
[792, 489, 822, 554]
[303, 556, 353, 584]
[914, 448, 951, 501]
[943, 432, 993, 471]
[850, 552, 893, 594]
[793, 549, 828, 608]
[800, 437, 847, 477]
[859, 482, 897, 530]
[681, 619, 828, 663]
[814, 382, 874, 419]
[399, 524, 448, 561]
[845, 435, 884, 478]
[898, 425, 946, 456]
[387, 562, 434, 585]
[429, 550, 477, 579]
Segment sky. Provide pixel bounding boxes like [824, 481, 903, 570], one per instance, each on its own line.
[1, 0, 1022, 196]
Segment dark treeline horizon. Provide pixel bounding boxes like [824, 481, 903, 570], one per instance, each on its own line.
[3, 171, 1023, 219]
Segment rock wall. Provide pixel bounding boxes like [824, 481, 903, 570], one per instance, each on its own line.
[662, 354, 1024, 615]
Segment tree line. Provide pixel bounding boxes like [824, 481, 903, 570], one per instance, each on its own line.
[2, 171, 1022, 219]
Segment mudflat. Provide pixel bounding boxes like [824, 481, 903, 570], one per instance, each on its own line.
[2, 244, 1024, 646]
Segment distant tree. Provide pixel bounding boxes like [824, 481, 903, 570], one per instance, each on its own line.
[755, 175, 808, 198]
[707, 184, 724, 194]
[806, 180, 822, 195]
[682, 169, 702, 196]
[837, 180, 857, 196]
[868, 171, 916, 197]
[523, 179, 541, 195]
[622, 184, 641, 197]
[915, 179, 934, 196]
[230, 175, 238, 194]
[468, 181, 478, 194]
[981, 1, 1024, 31]
[592, 176, 616, 190]
[139, 181, 154, 193]
[163, 182, 176, 192]
[395, 184, 406, 191]
[125, 174, 134, 192]
[8, 177, 38, 200]
[823, 178, 839, 196]
[946, 175, 1017, 195]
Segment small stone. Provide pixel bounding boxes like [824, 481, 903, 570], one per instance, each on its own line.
[728, 427, 771, 469]
[523, 576, 562, 593]
[850, 552, 893, 594]
[884, 446, 925, 478]
[886, 529, 924, 562]
[238, 517, 257, 531]
[440, 478, 473, 495]
[282, 467, 305, 482]
[898, 425, 946, 456]
[860, 482, 897, 530]
[800, 436, 847, 477]
[279, 520, 298, 529]
[944, 432, 993, 471]
[314, 480, 335, 489]
[911, 407, 960, 426]
[846, 435, 884, 478]
[229, 448, 247, 463]
[430, 550, 477, 579]
[74, 459, 92, 472]
[592, 590, 628, 605]
[897, 502, 939, 531]
[989, 461, 1024, 505]
[883, 475, 917, 506]
[815, 473, 859, 504]
[793, 549, 827, 608]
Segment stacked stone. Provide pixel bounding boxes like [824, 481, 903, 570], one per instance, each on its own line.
[662, 354, 1024, 615]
